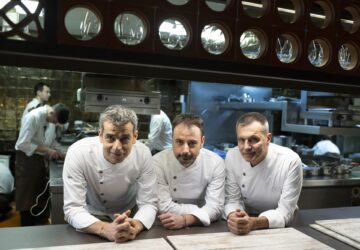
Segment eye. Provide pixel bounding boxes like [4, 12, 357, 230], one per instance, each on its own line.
[120, 136, 131, 144]
[175, 139, 184, 146]
[238, 138, 245, 144]
[105, 134, 115, 142]
[188, 141, 197, 147]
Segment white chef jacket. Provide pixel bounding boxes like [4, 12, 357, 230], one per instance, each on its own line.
[147, 110, 172, 151]
[15, 106, 49, 156]
[224, 143, 303, 228]
[0, 162, 14, 194]
[154, 148, 225, 226]
[63, 137, 158, 230]
[21, 98, 42, 126]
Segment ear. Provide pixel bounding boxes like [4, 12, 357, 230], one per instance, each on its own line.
[201, 135, 205, 147]
[98, 129, 104, 143]
[132, 130, 138, 143]
[266, 133, 272, 144]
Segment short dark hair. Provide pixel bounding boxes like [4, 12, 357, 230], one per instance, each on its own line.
[53, 103, 69, 124]
[236, 112, 269, 134]
[172, 113, 204, 136]
[34, 82, 50, 96]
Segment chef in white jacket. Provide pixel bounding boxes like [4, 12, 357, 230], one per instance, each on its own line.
[154, 113, 225, 229]
[15, 103, 69, 226]
[21, 82, 51, 126]
[63, 105, 157, 243]
[225, 112, 302, 235]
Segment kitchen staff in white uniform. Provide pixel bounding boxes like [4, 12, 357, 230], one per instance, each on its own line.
[21, 82, 51, 126]
[63, 105, 157, 243]
[154, 113, 225, 229]
[147, 110, 172, 155]
[15, 103, 69, 226]
[225, 112, 303, 235]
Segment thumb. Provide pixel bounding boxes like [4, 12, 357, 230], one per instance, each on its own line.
[113, 213, 128, 224]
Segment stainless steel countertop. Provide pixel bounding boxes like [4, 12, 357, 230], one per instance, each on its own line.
[303, 170, 360, 187]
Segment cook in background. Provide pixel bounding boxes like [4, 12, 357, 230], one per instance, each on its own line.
[225, 112, 303, 235]
[154, 114, 225, 229]
[21, 82, 51, 126]
[15, 103, 69, 226]
[147, 110, 172, 155]
[0, 162, 14, 219]
[63, 105, 157, 243]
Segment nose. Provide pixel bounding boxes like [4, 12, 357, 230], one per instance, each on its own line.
[181, 143, 190, 153]
[112, 139, 122, 151]
[243, 140, 252, 150]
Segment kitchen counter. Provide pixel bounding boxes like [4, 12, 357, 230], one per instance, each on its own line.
[0, 207, 358, 249]
[49, 162, 360, 221]
[303, 170, 360, 187]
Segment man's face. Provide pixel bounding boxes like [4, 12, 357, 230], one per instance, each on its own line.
[172, 123, 204, 167]
[236, 121, 271, 167]
[38, 86, 51, 102]
[99, 121, 138, 164]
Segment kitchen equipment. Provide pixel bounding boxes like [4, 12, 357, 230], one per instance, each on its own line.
[303, 164, 323, 176]
[79, 87, 161, 115]
[273, 135, 294, 148]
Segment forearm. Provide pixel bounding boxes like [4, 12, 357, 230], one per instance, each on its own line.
[250, 216, 269, 230]
[183, 214, 201, 227]
[83, 221, 110, 239]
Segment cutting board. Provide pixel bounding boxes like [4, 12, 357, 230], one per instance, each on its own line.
[17, 238, 172, 250]
[167, 227, 333, 250]
[311, 218, 360, 249]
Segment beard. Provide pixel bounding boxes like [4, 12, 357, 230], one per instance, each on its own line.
[176, 153, 195, 167]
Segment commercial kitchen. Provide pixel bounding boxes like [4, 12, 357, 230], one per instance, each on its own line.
[0, 0, 359, 249]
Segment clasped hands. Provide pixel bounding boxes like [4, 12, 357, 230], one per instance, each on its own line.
[100, 210, 144, 243]
[227, 208, 256, 235]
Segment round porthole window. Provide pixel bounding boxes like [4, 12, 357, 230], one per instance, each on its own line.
[159, 18, 190, 50]
[205, 0, 231, 12]
[338, 43, 359, 71]
[241, 0, 268, 18]
[114, 13, 147, 46]
[310, 1, 333, 29]
[167, 0, 189, 6]
[276, 34, 299, 63]
[240, 29, 266, 59]
[201, 23, 229, 55]
[340, 6, 360, 34]
[64, 6, 102, 41]
[307, 39, 330, 67]
[276, 0, 302, 24]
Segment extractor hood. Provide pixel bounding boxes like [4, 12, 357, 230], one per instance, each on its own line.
[79, 73, 161, 115]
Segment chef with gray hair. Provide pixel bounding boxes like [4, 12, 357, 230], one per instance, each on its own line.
[63, 105, 157, 243]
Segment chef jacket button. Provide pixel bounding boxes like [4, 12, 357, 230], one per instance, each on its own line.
[244, 197, 247, 200]
[243, 172, 246, 176]
[99, 170, 103, 174]
[100, 193, 104, 196]
[242, 184, 245, 188]
[103, 200, 107, 203]
[100, 181, 103, 184]
[174, 200, 178, 203]
[173, 188, 177, 192]
[173, 176, 177, 179]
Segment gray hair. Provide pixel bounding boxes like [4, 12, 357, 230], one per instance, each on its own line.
[99, 105, 138, 132]
[236, 112, 269, 134]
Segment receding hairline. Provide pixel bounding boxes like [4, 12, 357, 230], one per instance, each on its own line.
[236, 112, 269, 134]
